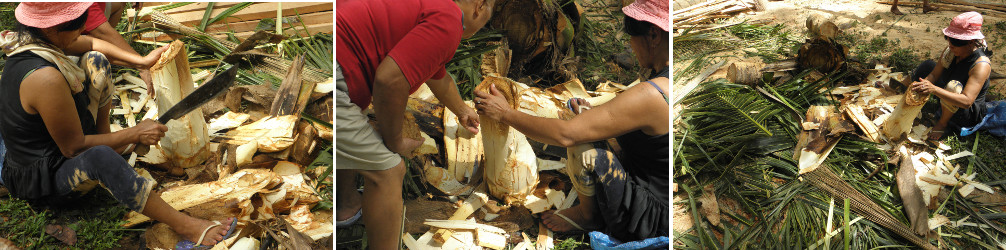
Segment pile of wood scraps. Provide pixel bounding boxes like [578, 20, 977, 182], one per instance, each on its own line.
[673, 0, 767, 29]
[107, 39, 333, 249]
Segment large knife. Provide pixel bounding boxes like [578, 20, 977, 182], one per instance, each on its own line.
[157, 65, 239, 124]
[134, 66, 238, 156]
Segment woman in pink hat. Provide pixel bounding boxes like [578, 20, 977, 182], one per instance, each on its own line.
[902, 11, 993, 142]
[475, 0, 669, 241]
[0, 2, 234, 248]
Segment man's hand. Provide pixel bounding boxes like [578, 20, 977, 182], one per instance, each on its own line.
[389, 137, 424, 156]
[474, 84, 512, 122]
[458, 109, 480, 134]
[140, 69, 155, 96]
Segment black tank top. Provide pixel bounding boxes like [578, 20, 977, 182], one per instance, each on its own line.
[614, 66, 670, 203]
[939, 49, 990, 127]
[0, 51, 95, 199]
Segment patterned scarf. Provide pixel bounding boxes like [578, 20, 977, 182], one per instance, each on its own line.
[0, 30, 85, 94]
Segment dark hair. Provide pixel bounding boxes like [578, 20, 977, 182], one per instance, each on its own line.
[944, 35, 995, 57]
[623, 14, 653, 37]
[13, 10, 88, 46]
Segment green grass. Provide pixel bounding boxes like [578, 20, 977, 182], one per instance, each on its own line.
[0, 192, 131, 249]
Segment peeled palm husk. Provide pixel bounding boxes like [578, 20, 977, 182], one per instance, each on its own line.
[476, 76, 539, 205]
[151, 40, 211, 169]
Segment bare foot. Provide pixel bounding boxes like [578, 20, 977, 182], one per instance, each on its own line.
[175, 217, 233, 246]
[541, 203, 603, 233]
[891, 6, 904, 15]
[922, 4, 936, 13]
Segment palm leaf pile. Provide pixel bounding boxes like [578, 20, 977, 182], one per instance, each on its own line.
[674, 55, 1006, 249]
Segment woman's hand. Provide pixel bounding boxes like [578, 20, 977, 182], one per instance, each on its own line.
[473, 84, 512, 122]
[910, 78, 937, 94]
[133, 119, 168, 145]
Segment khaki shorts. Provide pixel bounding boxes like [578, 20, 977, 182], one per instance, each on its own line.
[335, 64, 402, 171]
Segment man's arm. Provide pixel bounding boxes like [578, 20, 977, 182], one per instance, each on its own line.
[88, 22, 156, 96]
[426, 72, 479, 134]
[372, 56, 422, 155]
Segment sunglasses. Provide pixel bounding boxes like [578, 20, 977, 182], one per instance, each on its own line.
[945, 35, 970, 47]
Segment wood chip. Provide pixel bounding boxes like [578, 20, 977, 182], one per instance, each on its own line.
[476, 228, 507, 250]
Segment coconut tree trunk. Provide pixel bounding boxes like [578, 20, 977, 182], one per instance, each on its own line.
[882, 90, 929, 141]
[151, 40, 211, 169]
[476, 76, 539, 205]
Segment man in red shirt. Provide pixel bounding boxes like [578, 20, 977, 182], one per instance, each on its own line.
[84, 3, 155, 96]
[335, 0, 493, 247]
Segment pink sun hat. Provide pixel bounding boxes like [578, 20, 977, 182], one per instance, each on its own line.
[943, 11, 984, 40]
[623, 0, 669, 32]
[15, 2, 93, 29]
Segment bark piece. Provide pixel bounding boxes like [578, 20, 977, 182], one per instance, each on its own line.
[897, 146, 930, 236]
[844, 104, 881, 142]
[124, 169, 278, 227]
[44, 224, 76, 246]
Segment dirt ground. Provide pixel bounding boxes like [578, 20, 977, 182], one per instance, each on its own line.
[672, 0, 1006, 237]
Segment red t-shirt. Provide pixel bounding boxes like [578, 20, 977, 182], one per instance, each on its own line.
[84, 3, 108, 33]
[336, 0, 463, 108]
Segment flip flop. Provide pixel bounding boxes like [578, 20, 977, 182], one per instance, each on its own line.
[336, 208, 362, 228]
[566, 98, 591, 115]
[336, 189, 365, 228]
[926, 130, 944, 146]
[175, 218, 238, 250]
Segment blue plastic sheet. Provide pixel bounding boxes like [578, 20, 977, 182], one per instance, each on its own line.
[589, 231, 669, 250]
[961, 101, 1006, 137]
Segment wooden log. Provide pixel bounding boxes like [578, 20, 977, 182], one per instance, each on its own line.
[434, 192, 489, 243]
[727, 61, 766, 85]
[806, 13, 839, 39]
[877, 1, 1006, 16]
[881, 90, 929, 141]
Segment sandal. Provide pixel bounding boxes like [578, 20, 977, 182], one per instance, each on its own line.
[336, 209, 362, 228]
[550, 209, 585, 232]
[566, 98, 592, 115]
[175, 218, 237, 250]
[336, 189, 364, 228]
[926, 130, 944, 146]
